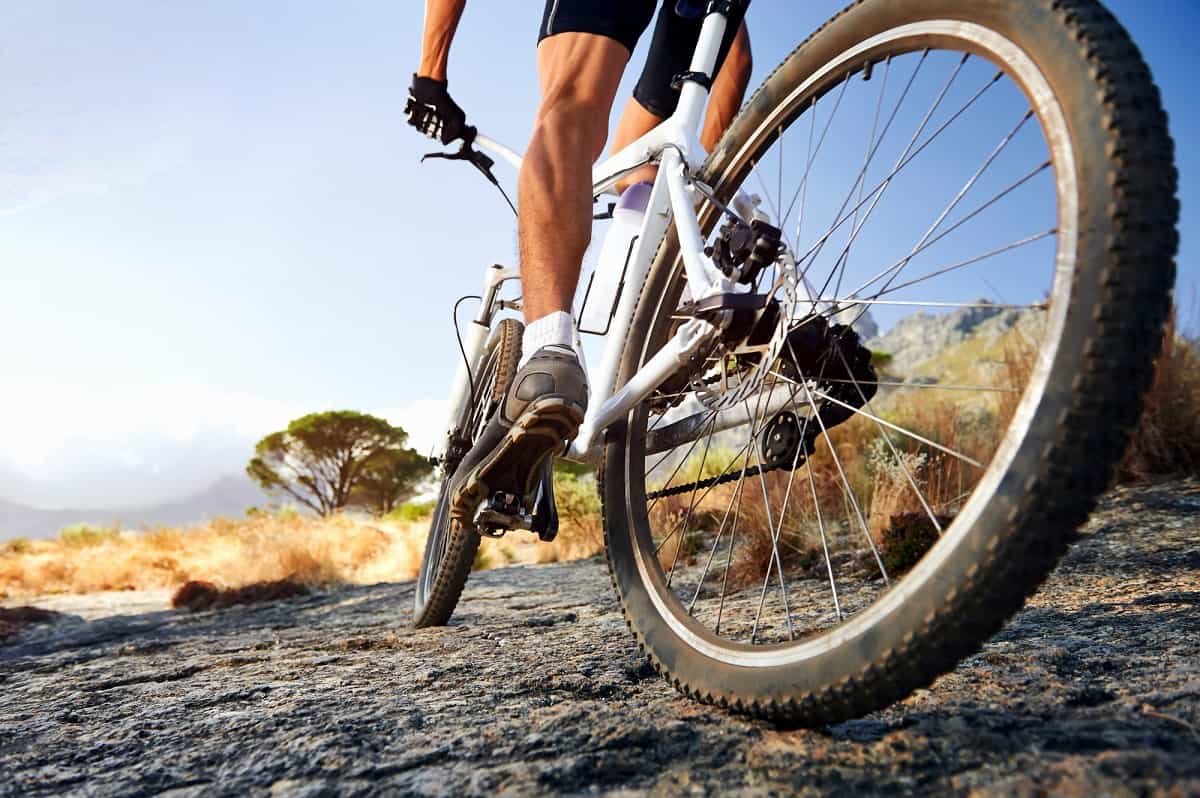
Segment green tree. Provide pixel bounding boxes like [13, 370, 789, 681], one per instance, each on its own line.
[351, 447, 431, 515]
[246, 411, 429, 516]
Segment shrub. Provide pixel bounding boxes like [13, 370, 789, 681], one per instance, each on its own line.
[2, 538, 32, 555]
[1119, 309, 1200, 481]
[170, 579, 310, 612]
[880, 512, 951, 574]
[538, 471, 605, 562]
[386, 501, 436, 523]
[58, 524, 121, 547]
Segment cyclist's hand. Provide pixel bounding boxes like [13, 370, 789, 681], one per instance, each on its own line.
[406, 74, 468, 145]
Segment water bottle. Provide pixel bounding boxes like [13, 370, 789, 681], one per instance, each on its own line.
[579, 182, 652, 334]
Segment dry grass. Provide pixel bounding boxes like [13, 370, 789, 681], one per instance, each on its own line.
[535, 473, 606, 563]
[0, 512, 430, 599]
[662, 334, 1039, 590]
[0, 475, 610, 600]
[1120, 310, 1200, 481]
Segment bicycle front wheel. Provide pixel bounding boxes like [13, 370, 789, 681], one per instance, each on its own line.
[413, 318, 522, 628]
[602, 0, 1176, 722]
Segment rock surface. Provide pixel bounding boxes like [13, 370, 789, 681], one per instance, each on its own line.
[865, 300, 1037, 375]
[2, 480, 1198, 796]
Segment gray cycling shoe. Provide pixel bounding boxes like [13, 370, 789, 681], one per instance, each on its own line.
[449, 345, 588, 530]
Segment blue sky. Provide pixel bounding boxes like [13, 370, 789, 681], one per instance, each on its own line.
[1, 1, 1195, 509]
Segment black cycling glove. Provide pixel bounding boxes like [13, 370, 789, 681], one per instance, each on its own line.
[406, 74, 469, 145]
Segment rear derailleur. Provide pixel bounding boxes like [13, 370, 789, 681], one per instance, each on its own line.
[649, 219, 787, 412]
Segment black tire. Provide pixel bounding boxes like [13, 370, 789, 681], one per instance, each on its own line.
[601, 0, 1177, 722]
[413, 318, 522, 628]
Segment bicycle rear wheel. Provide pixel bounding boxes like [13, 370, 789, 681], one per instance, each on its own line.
[413, 318, 522, 628]
[602, 0, 1176, 722]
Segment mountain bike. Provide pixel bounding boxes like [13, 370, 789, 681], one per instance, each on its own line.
[413, 0, 1177, 724]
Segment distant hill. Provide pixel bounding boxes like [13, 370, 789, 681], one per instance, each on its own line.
[865, 300, 1040, 376]
[0, 476, 272, 540]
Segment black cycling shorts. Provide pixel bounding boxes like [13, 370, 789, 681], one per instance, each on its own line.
[538, 1, 749, 119]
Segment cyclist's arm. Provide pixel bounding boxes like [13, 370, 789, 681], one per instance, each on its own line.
[418, 0, 467, 80]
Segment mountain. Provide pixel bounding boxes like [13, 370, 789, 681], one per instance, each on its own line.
[865, 300, 1041, 375]
[0, 476, 271, 540]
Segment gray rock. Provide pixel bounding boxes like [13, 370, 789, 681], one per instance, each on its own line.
[865, 299, 1038, 374]
[1, 480, 1198, 796]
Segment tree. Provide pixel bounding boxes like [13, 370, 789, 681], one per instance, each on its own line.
[246, 411, 430, 517]
[350, 448, 430, 515]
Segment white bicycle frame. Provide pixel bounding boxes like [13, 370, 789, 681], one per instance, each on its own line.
[434, 7, 787, 467]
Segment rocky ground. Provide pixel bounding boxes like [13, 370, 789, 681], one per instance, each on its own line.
[2, 480, 1197, 797]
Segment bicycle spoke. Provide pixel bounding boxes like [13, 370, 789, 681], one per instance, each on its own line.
[752, 159, 782, 224]
[749, 379, 815, 641]
[801, 54, 969, 304]
[844, 158, 1052, 312]
[857, 228, 1056, 299]
[802, 419, 843, 622]
[713, 474, 749, 636]
[785, 50, 923, 236]
[819, 377, 1019, 393]
[646, 407, 721, 511]
[794, 65, 1004, 304]
[705, 376, 774, 634]
[746, 398, 795, 642]
[818, 299, 1047, 310]
[651, 417, 761, 538]
[834, 347, 944, 534]
[838, 110, 1038, 329]
[780, 71, 852, 231]
[833, 53, 892, 299]
[802, 382, 984, 469]
[794, 96, 817, 239]
[687, 448, 753, 614]
[790, 369, 891, 588]
[662, 416, 719, 584]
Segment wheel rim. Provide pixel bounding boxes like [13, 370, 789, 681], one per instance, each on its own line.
[627, 21, 1076, 666]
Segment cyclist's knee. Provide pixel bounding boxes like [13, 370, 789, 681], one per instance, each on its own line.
[534, 92, 613, 160]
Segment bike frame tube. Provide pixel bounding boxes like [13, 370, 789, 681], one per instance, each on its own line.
[433, 9, 732, 465]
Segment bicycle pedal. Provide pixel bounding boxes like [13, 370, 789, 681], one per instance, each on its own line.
[473, 492, 533, 537]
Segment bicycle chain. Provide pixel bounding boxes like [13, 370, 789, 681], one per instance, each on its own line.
[646, 408, 813, 499]
[646, 459, 791, 500]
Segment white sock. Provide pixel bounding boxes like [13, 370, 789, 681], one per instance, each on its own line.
[520, 311, 576, 367]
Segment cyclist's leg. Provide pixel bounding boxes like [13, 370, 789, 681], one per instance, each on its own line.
[446, 5, 659, 527]
[612, 6, 752, 191]
[518, 33, 630, 323]
[701, 21, 753, 150]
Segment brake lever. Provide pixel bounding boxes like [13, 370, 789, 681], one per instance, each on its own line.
[422, 139, 501, 188]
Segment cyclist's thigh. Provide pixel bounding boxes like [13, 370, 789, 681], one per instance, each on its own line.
[538, 0, 657, 57]
[634, 1, 749, 118]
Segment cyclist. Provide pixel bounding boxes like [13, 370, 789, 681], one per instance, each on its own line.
[408, 1, 752, 528]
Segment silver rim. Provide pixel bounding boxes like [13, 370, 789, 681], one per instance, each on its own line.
[628, 21, 1076, 667]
